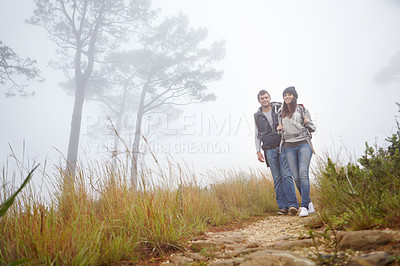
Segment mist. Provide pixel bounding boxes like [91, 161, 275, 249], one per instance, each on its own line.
[1, 0, 400, 185]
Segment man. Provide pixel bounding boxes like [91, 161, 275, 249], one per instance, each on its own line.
[254, 90, 298, 215]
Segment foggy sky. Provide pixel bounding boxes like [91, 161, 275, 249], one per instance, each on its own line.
[1, 0, 400, 177]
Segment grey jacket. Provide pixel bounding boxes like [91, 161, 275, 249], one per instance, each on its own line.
[281, 105, 316, 143]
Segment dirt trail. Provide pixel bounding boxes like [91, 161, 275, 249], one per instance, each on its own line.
[205, 214, 312, 245]
[162, 214, 321, 265]
[161, 214, 400, 265]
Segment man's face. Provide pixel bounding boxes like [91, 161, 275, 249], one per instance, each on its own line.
[258, 93, 271, 108]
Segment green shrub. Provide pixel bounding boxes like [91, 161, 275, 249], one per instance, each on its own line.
[316, 103, 400, 229]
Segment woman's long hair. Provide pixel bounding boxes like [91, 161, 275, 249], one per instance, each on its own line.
[282, 97, 297, 118]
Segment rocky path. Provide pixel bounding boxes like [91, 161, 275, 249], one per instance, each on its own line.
[211, 214, 311, 245]
[162, 214, 400, 265]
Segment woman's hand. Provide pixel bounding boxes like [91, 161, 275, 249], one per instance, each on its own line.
[277, 125, 283, 130]
[303, 117, 309, 124]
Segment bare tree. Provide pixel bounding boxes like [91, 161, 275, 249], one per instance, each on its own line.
[60, 70, 142, 157]
[108, 13, 225, 187]
[0, 41, 42, 97]
[27, 0, 153, 179]
[94, 52, 181, 156]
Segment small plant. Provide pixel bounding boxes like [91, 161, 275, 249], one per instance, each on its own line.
[308, 217, 344, 265]
[0, 165, 38, 218]
[198, 247, 219, 259]
[390, 254, 400, 262]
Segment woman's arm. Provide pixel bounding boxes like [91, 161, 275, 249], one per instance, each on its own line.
[304, 108, 316, 133]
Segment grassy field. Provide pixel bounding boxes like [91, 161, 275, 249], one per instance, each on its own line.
[0, 158, 279, 265]
[1, 105, 399, 265]
[1, 146, 399, 264]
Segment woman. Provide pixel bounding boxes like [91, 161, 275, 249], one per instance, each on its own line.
[277, 86, 316, 217]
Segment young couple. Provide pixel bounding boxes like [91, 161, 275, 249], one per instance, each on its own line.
[254, 86, 316, 217]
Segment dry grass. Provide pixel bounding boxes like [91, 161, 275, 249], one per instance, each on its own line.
[0, 156, 277, 265]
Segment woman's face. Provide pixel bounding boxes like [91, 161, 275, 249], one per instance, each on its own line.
[283, 93, 294, 104]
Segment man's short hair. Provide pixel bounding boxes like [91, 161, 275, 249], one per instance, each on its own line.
[257, 90, 270, 100]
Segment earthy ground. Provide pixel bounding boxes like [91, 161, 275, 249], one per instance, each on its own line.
[206, 213, 313, 245]
[156, 212, 400, 265]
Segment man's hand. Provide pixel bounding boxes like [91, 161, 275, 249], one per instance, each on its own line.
[257, 151, 265, 162]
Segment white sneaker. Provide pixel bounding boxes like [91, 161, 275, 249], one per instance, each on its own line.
[299, 207, 309, 217]
[308, 202, 315, 214]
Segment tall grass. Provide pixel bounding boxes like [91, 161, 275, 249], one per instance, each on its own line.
[0, 157, 277, 265]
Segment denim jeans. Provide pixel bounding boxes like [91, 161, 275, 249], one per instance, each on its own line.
[265, 148, 298, 210]
[284, 143, 313, 208]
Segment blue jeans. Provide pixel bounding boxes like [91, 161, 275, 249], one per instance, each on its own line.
[284, 143, 313, 208]
[265, 148, 298, 210]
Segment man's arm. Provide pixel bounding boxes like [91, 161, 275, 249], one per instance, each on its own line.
[255, 120, 264, 162]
